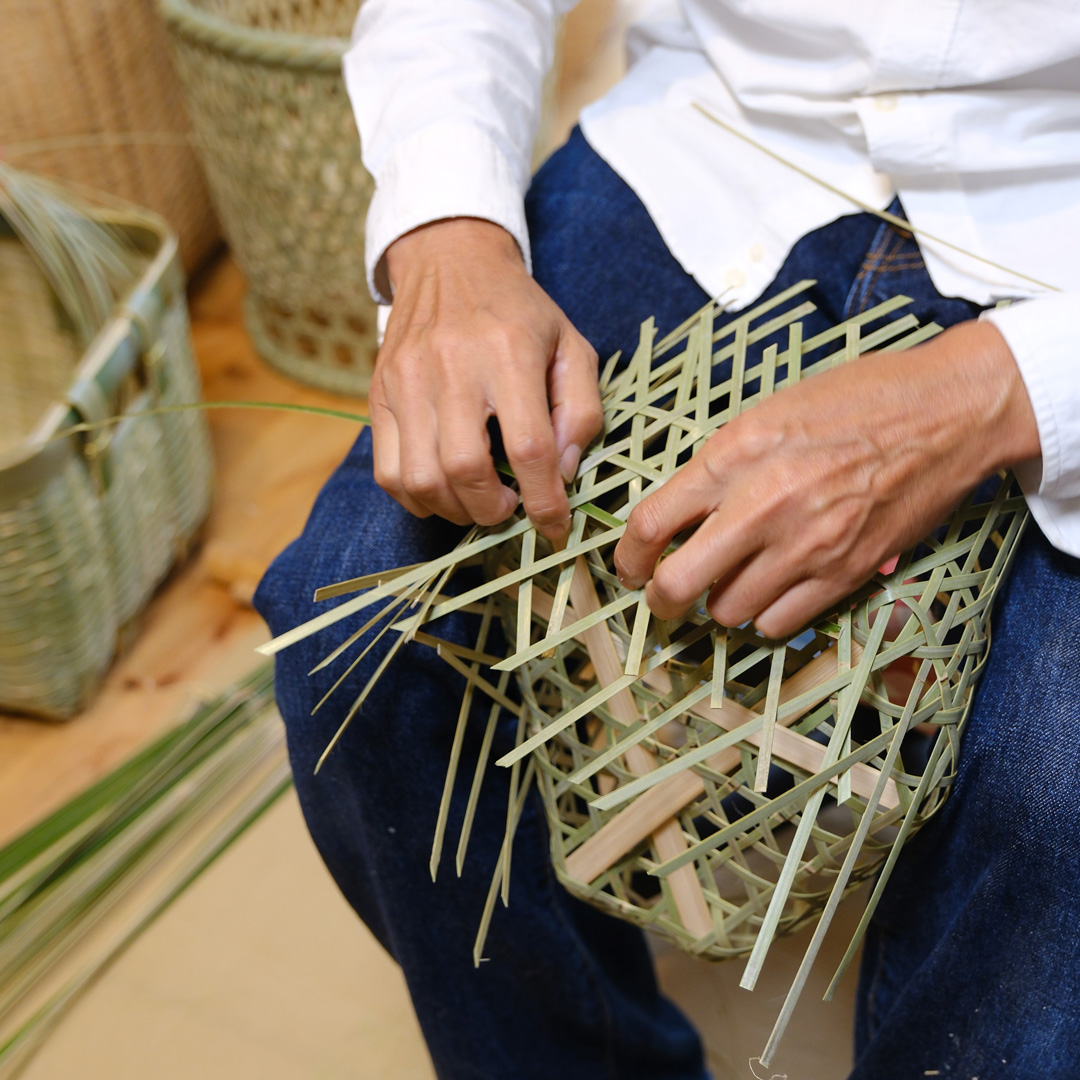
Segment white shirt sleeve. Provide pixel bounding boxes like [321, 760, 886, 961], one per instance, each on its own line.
[344, 0, 573, 304]
[982, 293, 1080, 557]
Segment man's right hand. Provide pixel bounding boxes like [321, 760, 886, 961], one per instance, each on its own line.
[371, 218, 603, 544]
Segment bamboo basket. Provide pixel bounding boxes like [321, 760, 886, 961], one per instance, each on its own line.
[0, 0, 220, 272]
[261, 282, 1028, 1054]
[158, 0, 378, 397]
[0, 170, 213, 720]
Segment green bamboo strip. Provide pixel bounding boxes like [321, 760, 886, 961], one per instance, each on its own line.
[759, 659, 932, 1067]
[456, 670, 511, 876]
[739, 607, 893, 992]
[753, 644, 787, 793]
[710, 629, 728, 708]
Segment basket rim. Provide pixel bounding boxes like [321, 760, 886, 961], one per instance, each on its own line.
[158, 0, 348, 72]
[0, 206, 180, 498]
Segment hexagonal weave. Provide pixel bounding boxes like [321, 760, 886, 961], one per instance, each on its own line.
[160, 0, 378, 396]
[265, 281, 1028, 1054]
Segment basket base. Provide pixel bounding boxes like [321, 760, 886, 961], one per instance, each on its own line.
[244, 293, 376, 399]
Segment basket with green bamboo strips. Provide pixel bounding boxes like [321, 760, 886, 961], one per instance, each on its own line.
[0, 165, 213, 720]
[260, 280, 1028, 1058]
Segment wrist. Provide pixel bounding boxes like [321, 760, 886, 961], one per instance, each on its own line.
[385, 218, 524, 296]
[945, 320, 1041, 472]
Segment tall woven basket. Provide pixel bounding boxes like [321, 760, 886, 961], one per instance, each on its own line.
[158, 0, 378, 397]
[0, 170, 213, 720]
[0, 0, 220, 272]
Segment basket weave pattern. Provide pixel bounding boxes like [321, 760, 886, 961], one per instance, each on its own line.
[0, 211, 212, 720]
[161, 0, 378, 396]
[0, 0, 220, 271]
[265, 283, 1028, 1039]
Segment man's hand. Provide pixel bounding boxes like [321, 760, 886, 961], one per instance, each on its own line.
[614, 321, 1040, 638]
[371, 218, 603, 542]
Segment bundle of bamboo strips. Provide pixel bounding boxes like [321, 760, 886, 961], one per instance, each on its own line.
[0, 664, 287, 1077]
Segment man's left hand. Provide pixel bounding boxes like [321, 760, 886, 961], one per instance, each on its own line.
[613, 320, 1040, 638]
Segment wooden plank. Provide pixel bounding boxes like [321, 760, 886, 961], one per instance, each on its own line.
[565, 643, 899, 885]
[567, 557, 712, 940]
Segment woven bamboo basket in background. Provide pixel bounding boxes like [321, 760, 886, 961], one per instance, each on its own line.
[159, 0, 378, 397]
[0, 170, 213, 720]
[0, 0, 220, 272]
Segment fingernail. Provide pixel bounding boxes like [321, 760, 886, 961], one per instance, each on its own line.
[543, 516, 572, 549]
[559, 444, 582, 485]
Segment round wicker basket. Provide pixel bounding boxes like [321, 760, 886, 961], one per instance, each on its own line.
[159, 0, 378, 397]
[0, 0, 220, 273]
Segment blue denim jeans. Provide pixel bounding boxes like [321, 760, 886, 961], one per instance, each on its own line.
[254, 129, 1080, 1079]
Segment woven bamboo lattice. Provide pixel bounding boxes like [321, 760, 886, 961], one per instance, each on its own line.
[0, 167, 213, 720]
[0, 0, 219, 272]
[261, 281, 1028, 1054]
[159, 0, 379, 396]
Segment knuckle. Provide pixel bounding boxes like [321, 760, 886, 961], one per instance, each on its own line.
[402, 468, 442, 502]
[578, 398, 605, 438]
[372, 460, 398, 494]
[495, 321, 539, 357]
[651, 560, 695, 610]
[441, 447, 490, 485]
[427, 329, 468, 363]
[728, 413, 779, 463]
[626, 500, 667, 549]
[507, 431, 553, 469]
[522, 497, 564, 527]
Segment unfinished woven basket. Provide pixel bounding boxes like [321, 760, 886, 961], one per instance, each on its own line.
[0, 168, 213, 720]
[0, 0, 220, 272]
[159, 0, 378, 397]
[262, 281, 1028, 1053]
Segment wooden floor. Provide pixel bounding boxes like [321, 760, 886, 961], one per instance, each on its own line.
[0, 0, 624, 852]
[0, 254, 363, 847]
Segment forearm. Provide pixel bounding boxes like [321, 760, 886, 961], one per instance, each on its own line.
[345, 0, 572, 301]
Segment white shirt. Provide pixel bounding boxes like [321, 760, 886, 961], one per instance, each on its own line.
[343, 0, 1080, 557]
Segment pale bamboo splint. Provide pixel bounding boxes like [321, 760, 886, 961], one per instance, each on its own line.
[567, 556, 712, 938]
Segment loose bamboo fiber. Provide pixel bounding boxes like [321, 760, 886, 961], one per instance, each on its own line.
[0, 0, 220, 272]
[262, 281, 1028, 1057]
[0, 167, 213, 720]
[0, 663, 287, 1077]
[158, 0, 379, 397]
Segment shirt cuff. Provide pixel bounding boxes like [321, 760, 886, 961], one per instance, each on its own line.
[982, 292, 1080, 557]
[362, 122, 532, 304]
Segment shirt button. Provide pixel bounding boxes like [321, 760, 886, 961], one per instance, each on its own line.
[725, 268, 746, 288]
[749, 244, 764, 262]
[875, 95, 898, 112]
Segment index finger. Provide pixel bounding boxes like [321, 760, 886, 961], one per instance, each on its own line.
[494, 379, 569, 543]
[614, 452, 725, 588]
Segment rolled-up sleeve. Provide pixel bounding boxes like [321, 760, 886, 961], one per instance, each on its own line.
[982, 292, 1080, 557]
[344, 0, 572, 303]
